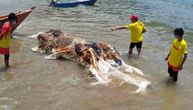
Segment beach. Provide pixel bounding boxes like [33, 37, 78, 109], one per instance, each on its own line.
[0, 0, 193, 110]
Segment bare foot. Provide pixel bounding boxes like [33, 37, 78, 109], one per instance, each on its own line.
[5, 65, 10, 69]
[137, 53, 142, 58]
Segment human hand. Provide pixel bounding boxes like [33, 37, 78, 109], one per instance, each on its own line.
[111, 28, 116, 31]
[179, 65, 183, 70]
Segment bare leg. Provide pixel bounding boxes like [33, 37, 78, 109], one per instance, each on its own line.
[137, 48, 141, 56]
[5, 60, 10, 68]
[4, 55, 10, 68]
[128, 48, 133, 55]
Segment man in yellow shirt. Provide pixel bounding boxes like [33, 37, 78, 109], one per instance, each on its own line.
[111, 15, 146, 56]
[165, 28, 188, 82]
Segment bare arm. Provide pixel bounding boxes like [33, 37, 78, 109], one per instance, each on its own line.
[111, 26, 128, 31]
[179, 54, 187, 70]
[165, 50, 171, 61]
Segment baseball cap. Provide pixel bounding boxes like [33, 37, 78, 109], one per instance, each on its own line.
[130, 15, 139, 20]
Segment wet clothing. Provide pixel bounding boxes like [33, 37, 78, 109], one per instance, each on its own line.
[126, 21, 145, 43]
[129, 42, 142, 49]
[168, 38, 188, 68]
[0, 22, 11, 55]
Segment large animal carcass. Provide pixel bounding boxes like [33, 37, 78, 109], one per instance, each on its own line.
[31, 29, 151, 92]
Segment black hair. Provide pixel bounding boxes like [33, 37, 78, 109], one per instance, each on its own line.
[8, 13, 17, 22]
[174, 28, 184, 36]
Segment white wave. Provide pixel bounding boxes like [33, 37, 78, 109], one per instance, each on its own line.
[44, 54, 57, 60]
[31, 46, 39, 52]
[26, 32, 43, 39]
[31, 46, 45, 53]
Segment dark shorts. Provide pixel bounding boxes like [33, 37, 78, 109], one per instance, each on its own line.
[168, 66, 178, 81]
[129, 42, 142, 49]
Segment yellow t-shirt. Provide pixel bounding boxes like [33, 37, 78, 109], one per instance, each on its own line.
[168, 38, 188, 67]
[0, 22, 11, 48]
[126, 21, 145, 43]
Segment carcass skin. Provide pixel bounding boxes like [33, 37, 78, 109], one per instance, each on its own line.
[32, 29, 151, 92]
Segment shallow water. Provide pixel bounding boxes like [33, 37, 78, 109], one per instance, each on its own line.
[0, 0, 193, 110]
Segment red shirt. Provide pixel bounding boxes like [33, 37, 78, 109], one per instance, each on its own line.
[1, 22, 11, 36]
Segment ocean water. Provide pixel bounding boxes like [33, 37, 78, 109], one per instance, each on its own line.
[0, 0, 193, 110]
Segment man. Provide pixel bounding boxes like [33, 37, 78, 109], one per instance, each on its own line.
[0, 13, 17, 68]
[165, 28, 188, 82]
[111, 15, 146, 56]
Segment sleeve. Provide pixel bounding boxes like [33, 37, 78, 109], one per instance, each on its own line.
[138, 21, 146, 31]
[127, 24, 134, 30]
[142, 22, 146, 30]
[170, 40, 174, 50]
[183, 43, 188, 54]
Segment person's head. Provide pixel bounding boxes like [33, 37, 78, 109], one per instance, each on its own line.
[174, 28, 184, 40]
[130, 15, 138, 23]
[8, 13, 17, 25]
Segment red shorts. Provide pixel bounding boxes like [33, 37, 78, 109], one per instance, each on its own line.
[0, 47, 9, 55]
[168, 63, 179, 72]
